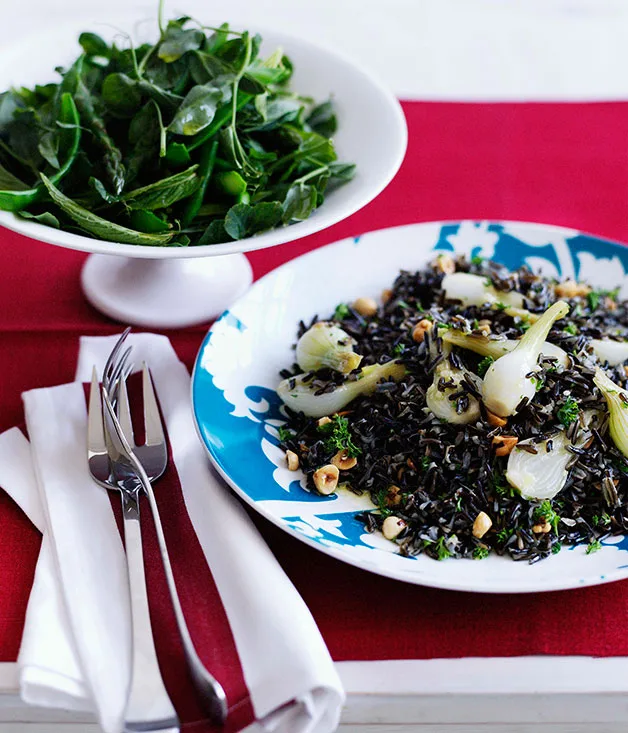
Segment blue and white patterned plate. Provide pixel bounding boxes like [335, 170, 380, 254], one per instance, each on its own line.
[192, 220, 628, 593]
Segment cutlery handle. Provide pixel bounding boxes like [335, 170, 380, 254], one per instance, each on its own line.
[121, 490, 180, 733]
[143, 483, 228, 724]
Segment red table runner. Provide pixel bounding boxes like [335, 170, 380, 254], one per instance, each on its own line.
[3, 101, 628, 700]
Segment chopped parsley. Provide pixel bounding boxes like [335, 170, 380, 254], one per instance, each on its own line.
[472, 545, 490, 560]
[277, 425, 295, 442]
[563, 323, 578, 336]
[334, 303, 350, 321]
[556, 396, 579, 426]
[496, 527, 513, 544]
[477, 355, 495, 377]
[421, 455, 432, 470]
[588, 287, 620, 311]
[471, 255, 484, 266]
[530, 374, 544, 391]
[533, 500, 560, 533]
[551, 542, 562, 555]
[435, 536, 453, 561]
[392, 343, 406, 356]
[495, 302, 508, 311]
[317, 414, 362, 457]
[586, 540, 602, 554]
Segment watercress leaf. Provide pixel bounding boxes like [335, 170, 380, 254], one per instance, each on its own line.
[243, 97, 303, 132]
[250, 33, 262, 63]
[282, 183, 317, 223]
[129, 209, 172, 233]
[205, 23, 230, 54]
[328, 162, 356, 181]
[224, 201, 282, 238]
[78, 32, 110, 58]
[246, 58, 291, 86]
[89, 177, 119, 203]
[144, 56, 189, 91]
[197, 218, 230, 244]
[306, 100, 337, 138]
[189, 50, 234, 85]
[38, 132, 61, 170]
[0, 91, 20, 130]
[126, 102, 160, 183]
[239, 74, 267, 95]
[17, 210, 61, 228]
[6, 110, 42, 169]
[122, 165, 200, 210]
[216, 35, 246, 65]
[224, 203, 253, 239]
[158, 26, 204, 63]
[40, 173, 174, 245]
[168, 84, 223, 136]
[136, 80, 183, 111]
[249, 200, 283, 232]
[296, 129, 337, 163]
[0, 161, 29, 191]
[101, 73, 142, 116]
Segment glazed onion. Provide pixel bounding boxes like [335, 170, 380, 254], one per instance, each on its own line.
[482, 301, 569, 417]
[296, 321, 362, 374]
[277, 361, 406, 418]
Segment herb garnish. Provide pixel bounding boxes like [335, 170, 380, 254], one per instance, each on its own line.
[317, 414, 361, 457]
[533, 500, 559, 533]
[277, 425, 294, 442]
[0, 11, 354, 244]
[588, 288, 620, 311]
[586, 540, 602, 554]
[556, 396, 579, 426]
[477, 355, 494, 377]
[334, 303, 351, 321]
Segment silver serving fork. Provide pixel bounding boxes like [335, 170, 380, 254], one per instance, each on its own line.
[88, 369, 179, 733]
[116, 367, 228, 725]
[90, 331, 227, 725]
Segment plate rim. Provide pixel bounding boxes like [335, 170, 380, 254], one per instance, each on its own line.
[191, 218, 628, 593]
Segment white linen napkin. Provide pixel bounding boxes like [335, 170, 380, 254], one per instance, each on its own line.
[4, 332, 343, 733]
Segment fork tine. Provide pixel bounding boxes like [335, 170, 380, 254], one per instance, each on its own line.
[142, 363, 165, 447]
[106, 346, 133, 401]
[117, 374, 136, 449]
[87, 365, 106, 454]
[103, 327, 131, 386]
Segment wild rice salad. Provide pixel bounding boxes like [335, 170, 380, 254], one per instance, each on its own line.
[276, 253, 628, 562]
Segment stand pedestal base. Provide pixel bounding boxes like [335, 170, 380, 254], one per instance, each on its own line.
[81, 253, 253, 328]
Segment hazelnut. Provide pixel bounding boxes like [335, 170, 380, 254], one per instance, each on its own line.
[382, 516, 406, 540]
[313, 464, 339, 495]
[486, 410, 507, 428]
[478, 319, 492, 336]
[492, 435, 518, 456]
[434, 253, 456, 274]
[532, 522, 552, 534]
[331, 449, 358, 470]
[286, 450, 299, 471]
[472, 511, 493, 539]
[384, 484, 403, 507]
[554, 280, 591, 298]
[381, 288, 393, 303]
[352, 297, 378, 317]
[412, 319, 433, 343]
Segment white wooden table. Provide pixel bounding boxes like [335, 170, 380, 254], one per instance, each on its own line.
[3, 1, 628, 730]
